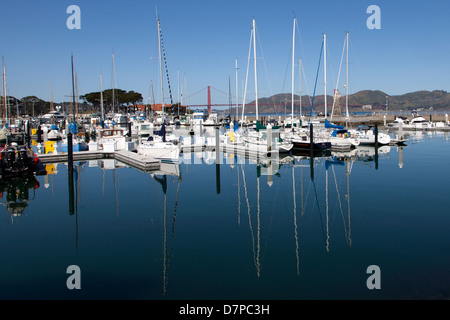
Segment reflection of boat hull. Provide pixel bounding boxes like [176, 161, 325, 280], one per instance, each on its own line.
[292, 141, 331, 151]
[292, 148, 331, 157]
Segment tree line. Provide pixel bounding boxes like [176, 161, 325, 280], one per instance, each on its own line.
[0, 89, 144, 117]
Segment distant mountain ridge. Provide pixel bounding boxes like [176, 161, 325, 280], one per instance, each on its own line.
[240, 90, 450, 113]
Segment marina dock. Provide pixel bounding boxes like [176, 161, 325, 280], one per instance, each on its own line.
[37, 150, 161, 172]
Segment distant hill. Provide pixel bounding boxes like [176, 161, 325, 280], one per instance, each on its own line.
[239, 90, 450, 113]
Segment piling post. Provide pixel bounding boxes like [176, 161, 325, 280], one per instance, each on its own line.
[215, 127, 221, 194]
[67, 131, 74, 215]
[267, 124, 272, 152]
[37, 124, 42, 143]
[309, 123, 314, 158]
[26, 120, 31, 149]
[374, 123, 379, 148]
[399, 121, 403, 140]
[215, 127, 220, 163]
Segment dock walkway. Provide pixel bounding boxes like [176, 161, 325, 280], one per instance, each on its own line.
[37, 150, 160, 172]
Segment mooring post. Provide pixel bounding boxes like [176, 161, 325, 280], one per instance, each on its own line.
[37, 124, 42, 143]
[310, 123, 314, 158]
[375, 123, 379, 148]
[26, 120, 31, 149]
[267, 124, 272, 152]
[67, 131, 74, 215]
[215, 126, 221, 194]
[67, 132, 73, 175]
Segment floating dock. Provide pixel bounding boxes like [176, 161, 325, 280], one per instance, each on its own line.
[37, 149, 160, 172]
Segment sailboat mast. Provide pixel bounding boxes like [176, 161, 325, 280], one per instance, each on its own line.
[324, 33, 327, 120]
[100, 71, 104, 123]
[71, 54, 75, 123]
[299, 58, 302, 119]
[49, 80, 53, 111]
[345, 31, 349, 119]
[228, 76, 232, 115]
[235, 59, 238, 120]
[157, 15, 165, 115]
[112, 51, 116, 114]
[2, 57, 5, 120]
[253, 19, 258, 121]
[291, 18, 296, 120]
[75, 71, 78, 120]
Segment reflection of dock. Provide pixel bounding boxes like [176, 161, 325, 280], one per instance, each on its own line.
[36, 150, 160, 172]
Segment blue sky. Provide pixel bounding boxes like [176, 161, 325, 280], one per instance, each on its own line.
[1, 0, 449, 108]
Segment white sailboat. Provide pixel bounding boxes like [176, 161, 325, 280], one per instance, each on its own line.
[240, 19, 293, 154]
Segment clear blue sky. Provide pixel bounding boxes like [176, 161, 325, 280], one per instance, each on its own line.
[1, 0, 449, 108]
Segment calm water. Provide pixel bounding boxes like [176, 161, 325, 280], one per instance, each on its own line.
[1, 130, 449, 300]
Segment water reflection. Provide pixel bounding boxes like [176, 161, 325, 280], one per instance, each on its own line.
[0, 174, 40, 221]
[1, 137, 423, 299]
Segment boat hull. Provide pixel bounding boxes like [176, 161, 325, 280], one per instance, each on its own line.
[61, 142, 88, 152]
[292, 141, 331, 151]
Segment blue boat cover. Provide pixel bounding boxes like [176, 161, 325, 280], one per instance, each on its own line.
[325, 118, 344, 130]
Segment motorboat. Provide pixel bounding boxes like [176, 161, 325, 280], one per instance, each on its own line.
[137, 124, 179, 162]
[203, 113, 219, 126]
[354, 125, 391, 145]
[0, 132, 43, 179]
[96, 127, 136, 151]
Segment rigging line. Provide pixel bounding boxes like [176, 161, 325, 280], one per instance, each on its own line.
[241, 23, 253, 124]
[166, 178, 180, 286]
[158, 20, 173, 104]
[331, 37, 347, 121]
[312, 177, 328, 249]
[255, 27, 276, 109]
[332, 164, 348, 238]
[294, 20, 313, 104]
[308, 38, 324, 125]
[183, 87, 207, 100]
[241, 163, 259, 277]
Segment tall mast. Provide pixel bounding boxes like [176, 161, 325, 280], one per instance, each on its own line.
[49, 80, 53, 111]
[71, 54, 76, 123]
[299, 58, 302, 119]
[235, 59, 238, 120]
[2, 57, 5, 120]
[100, 71, 104, 123]
[184, 73, 188, 109]
[324, 33, 327, 120]
[112, 51, 116, 114]
[253, 19, 258, 121]
[345, 31, 349, 119]
[291, 18, 296, 120]
[157, 14, 165, 115]
[75, 71, 78, 120]
[228, 76, 232, 115]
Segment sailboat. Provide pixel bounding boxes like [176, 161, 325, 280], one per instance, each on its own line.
[61, 55, 88, 153]
[240, 19, 293, 154]
[283, 32, 331, 152]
